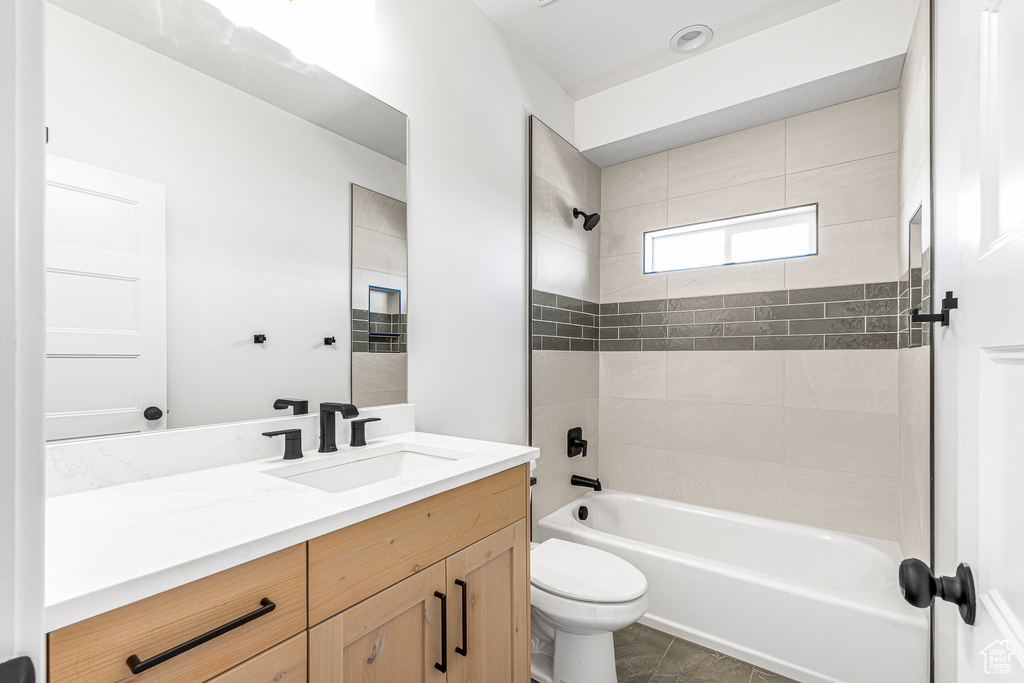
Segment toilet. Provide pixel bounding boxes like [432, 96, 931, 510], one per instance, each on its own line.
[530, 538, 649, 683]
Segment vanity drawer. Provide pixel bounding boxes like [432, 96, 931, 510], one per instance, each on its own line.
[308, 464, 529, 624]
[205, 632, 307, 683]
[49, 544, 307, 683]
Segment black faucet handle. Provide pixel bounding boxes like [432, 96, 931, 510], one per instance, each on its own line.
[320, 402, 359, 419]
[262, 429, 304, 460]
[567, 427, 588, 457]
[349, 417, 381, 447]
[273, 398, 309, 415]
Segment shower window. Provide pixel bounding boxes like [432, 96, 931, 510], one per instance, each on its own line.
[643, 204, 818, 273]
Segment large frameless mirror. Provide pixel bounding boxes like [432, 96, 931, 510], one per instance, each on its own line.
[42, 0, 407, 441]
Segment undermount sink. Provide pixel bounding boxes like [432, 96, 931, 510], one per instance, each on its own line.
[265, 443, 467, 494]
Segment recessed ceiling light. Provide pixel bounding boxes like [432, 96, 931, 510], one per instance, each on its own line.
[670, 25, 713, 54]
[533, 0, 561, 6]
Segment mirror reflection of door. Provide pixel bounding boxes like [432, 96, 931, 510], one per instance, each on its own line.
[351, 184, 408, 408]
[44, 155, 167, 442]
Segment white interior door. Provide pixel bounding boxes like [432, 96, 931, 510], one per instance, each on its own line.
[45, 155, 167, 441]
[934, 0, 1024, 680]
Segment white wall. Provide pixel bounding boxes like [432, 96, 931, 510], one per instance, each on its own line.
[45, 5, 407, 429]
[0, 0, 45, 672]
[574, 0, 917, 153]
[338, 0, 576, 444]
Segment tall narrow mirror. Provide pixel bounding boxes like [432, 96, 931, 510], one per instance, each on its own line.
[351, 185, 408, 408]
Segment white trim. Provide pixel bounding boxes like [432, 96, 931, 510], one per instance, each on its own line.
[0, 0, 46, 672]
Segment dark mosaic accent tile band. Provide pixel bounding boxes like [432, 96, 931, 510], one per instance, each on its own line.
[352, 308, 405, 353]
[533, 282, 900, 352]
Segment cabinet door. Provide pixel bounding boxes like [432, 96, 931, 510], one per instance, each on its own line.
[445, 520, 529, 683]
[309, 561, 447, 683]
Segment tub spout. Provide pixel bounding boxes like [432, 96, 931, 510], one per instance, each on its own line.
[570, 474, 602, 491]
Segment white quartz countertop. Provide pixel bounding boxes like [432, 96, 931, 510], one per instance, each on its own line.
[45, 431, 537, 631]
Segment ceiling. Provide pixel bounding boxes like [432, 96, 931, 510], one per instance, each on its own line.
[470, 0, 845, 99]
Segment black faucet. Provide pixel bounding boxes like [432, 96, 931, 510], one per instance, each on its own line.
[273, 398, 309, 415]
[350, 418, 381, 447]
[263, 429, 304, 459]
[570, 474, 602, 491]
[318, 402, 359, 452]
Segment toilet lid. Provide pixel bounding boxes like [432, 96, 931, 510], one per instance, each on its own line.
[531, 539, 647, 603]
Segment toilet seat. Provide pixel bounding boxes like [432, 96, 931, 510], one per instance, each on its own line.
[531, 539, 647, 603]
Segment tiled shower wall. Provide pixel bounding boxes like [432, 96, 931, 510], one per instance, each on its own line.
[596, 91, 907, 542]
[897, 0, 932, 561]
[530, 118, 601, 533]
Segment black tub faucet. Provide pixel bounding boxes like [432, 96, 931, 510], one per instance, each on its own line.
[273, 398, 309, 415]
[350, 418, 381, 447]
[318, 402, 359, 453]
[570, 474, 602, 491]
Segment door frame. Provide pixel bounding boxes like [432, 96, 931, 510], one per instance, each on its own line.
[0, 0, 46, 673]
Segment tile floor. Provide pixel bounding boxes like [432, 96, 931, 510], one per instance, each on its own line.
[612, 622, 800, 683]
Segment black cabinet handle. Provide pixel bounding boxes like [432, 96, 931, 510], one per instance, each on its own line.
[455, 579, 468, 657]
[434, 591, 447, 673]
[125, 598, 276, 674]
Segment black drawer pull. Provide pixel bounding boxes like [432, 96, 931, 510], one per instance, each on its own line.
[125, 597, 276, 674]
[434, 591, 447, 673]
[455, 579, 468, 657]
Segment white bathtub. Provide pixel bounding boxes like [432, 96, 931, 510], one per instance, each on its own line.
[537, 490, 928, 683]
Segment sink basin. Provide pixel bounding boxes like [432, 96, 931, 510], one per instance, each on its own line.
[265, 444, 466, 494]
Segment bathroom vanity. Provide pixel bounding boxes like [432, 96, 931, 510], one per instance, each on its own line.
[44, 426, 535, 683]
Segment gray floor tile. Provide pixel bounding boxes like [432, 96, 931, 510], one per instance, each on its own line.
[614, 622, 673, 683]
[649, 639, 754, 683]
[751, 668, 801, 683]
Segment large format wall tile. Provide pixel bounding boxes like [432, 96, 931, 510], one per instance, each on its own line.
[785, 91, 900, 174]
[533, 233, 594, 302]
[785, 218, 899, 290]
[666, 176, 786, 228]
[532, 118, 586, 204]
[783, 466, 899, 540]
[600, 201, 667, 259]
[352, 185, 407, 238]
[898, 418, 930, 559]
[602, 152, 668, 212]
[784, 408, 898, 477]
[786, 153, 899, 227]
[532, 175, 600, 256]
[600, 351, 667, 399]
[532, 350, 598, 406]
[666, 351, 784, 406]
[600, 397, 668, 450]
[665, 402, 785, 463]
[601, 253, 667, 303]
[784, 349, 898, 413]
[600, 444, 669, 499]
[353, 226, 408, 276]
[666, 258, 786, 299]
[667, 121, 786, 198]
[664, 451, 785, 518]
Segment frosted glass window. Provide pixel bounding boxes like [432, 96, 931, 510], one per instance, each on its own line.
[644, 204, 818, 274]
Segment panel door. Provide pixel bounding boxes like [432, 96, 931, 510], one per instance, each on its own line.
[445, 520, 530, 683]
[934, 0, 1024, 679]
[309, 561, 447, 683]
[44, 154, 166, 441]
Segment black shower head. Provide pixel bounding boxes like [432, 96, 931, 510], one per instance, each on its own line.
[573, 208, 601, 231]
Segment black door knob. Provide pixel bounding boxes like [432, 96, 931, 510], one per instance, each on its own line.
[899, 558, 976, 625]
[143, 406, 164, 421]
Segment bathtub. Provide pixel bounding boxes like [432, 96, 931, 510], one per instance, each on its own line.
[537, 490, 928, 683]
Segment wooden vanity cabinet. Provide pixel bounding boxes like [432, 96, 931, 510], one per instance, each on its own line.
[47, 465, 531, 683]
[308, 465, 531, 683]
